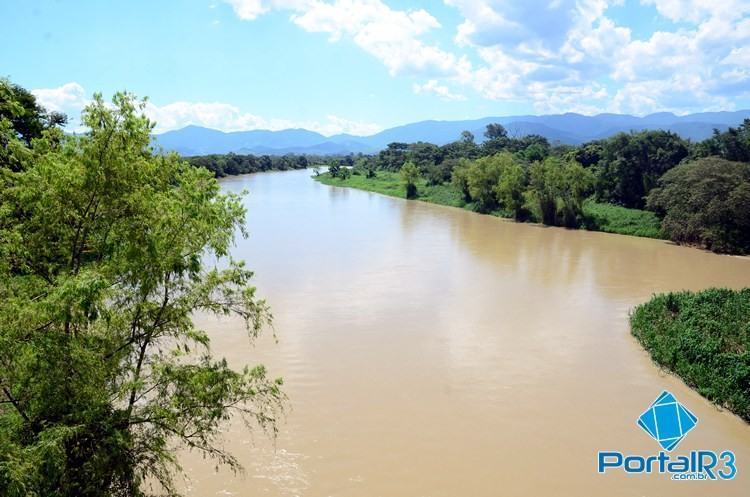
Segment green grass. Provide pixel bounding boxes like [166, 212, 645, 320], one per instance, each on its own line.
[582, 200, 664, 239]
[315, 171, 469, 209]
[631, 288, 750, 422]
[314, 171, 666, 239]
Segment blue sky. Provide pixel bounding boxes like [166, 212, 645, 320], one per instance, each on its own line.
[2, 0, 749, 135]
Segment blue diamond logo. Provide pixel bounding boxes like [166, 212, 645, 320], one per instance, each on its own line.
[637, 391, 698, 451]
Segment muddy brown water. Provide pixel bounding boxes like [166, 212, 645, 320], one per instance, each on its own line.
[179, 169, 750, 497]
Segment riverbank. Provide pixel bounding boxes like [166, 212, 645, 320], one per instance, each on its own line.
[630, 288, 750, 422]
[314, 171, 664, 240]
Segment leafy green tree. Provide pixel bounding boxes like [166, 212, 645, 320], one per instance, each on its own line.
[529, 158, 593, 227]
[586, 131, 688, 208]
[494, 159, 527, 220]
[339, 166, 352, 180]
[0, 78, 67, 146]
[0, 92, 283, 496]
[407, 142, 443, 171]
[693, 119, 750, 162]
[467, 152, 514, 212]
[441, 131, 479, 161]
[399, 160, 419, 199]
[646, 157, 750, 254]
[484, 123, 508, 141]
[481, 123, 511, 156]
[450, 159, 472, 203]
[328, 161, 341, 178]
[376, 142, 409, 171]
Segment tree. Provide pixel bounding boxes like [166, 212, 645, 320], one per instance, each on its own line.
[376, 142, 409, 171]
[460, 130, 475, 144]
[693, 119, 750, 163]
[529, 158, 593, 227]
[588, 131, 688, 208]
[400, 160, 419, 199]
[451, 159, 472, 203]
[494, 159, 527, 220]
[0, 92, 283, 496]
[646, 157, 750, 254]
[484, 123, 508, 141]
[407, 142, 442, 172]
[0, 78, 67, 146]
[328, 161, 341, 178]
[481, 123, 510, 156]
[466, 153, 513, 212]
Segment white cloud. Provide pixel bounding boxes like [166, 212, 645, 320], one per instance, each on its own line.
[413, 80, 466, 101]
[225, 0, 470, 77]
[640, 0, 750, 23]
[31, 82, 87, 113]
[439, 0, 750, 114]
[30, 83, 382, 136]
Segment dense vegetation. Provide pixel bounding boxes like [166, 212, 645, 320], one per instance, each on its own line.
[631, 289, 750, 422]
[318, 121, 750, 254]
[186, 152, 356, 177]
[0, 79, 282, 496]
[647, 157, 750, 254]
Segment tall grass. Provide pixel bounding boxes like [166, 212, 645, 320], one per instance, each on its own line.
[582, 200, 664, 238]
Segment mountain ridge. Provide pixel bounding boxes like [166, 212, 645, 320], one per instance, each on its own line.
[153, 110, 750, 156]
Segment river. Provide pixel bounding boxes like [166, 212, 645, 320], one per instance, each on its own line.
[180, 168, 750, 497]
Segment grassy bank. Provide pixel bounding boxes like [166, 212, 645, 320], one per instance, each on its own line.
[315, 171, 664, 239]
[581, 200, 663, 239]
[631, 288, 750, 422]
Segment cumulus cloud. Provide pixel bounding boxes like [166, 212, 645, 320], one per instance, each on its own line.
[225, 0, 470, 77]
[413, 80, 466, 101]
[31, 82, 88, 113]
[640, 0, 750, 23]
[30, 83, 382, 136]
[439, 0, 750, 114]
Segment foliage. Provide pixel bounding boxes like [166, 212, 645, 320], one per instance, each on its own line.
[693, 119, 750, 162]
[187, 152, 326, 178]
[399, 160, 419, 199]
[0, 92, 283, 496]
[450, 159, 472, 202]
[375, 142, 409, 171]
[0, 78, 67, 146]
[328, 162, 341, 178]
[528, 158, 594, 227]
[466, 153, 513, 213]
[582, 130, 689, 209]
[646, 157, 750, 254]
[493, 159, 527, 220]
[581, 200, 663, 238]
[631, 288, 750, 422]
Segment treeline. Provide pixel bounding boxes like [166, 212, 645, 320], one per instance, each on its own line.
[186, 152, 360, 177]
[326, 122, 750, 254]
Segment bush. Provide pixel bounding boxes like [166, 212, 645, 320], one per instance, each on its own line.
[631, 288, 750, 422]
[646, 157, 750, 254]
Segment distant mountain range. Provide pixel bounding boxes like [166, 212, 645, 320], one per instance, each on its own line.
[153, 110, 750, 156]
